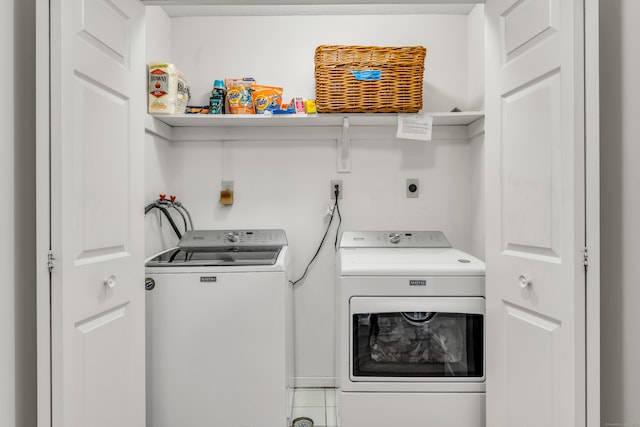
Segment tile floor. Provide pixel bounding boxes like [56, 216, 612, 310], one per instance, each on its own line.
[292, 388, 337, 427]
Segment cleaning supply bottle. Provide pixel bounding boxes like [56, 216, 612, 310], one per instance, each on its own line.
[209, 80, 226, 114]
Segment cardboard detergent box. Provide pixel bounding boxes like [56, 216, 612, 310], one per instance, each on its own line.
[148, 62, 190, 114]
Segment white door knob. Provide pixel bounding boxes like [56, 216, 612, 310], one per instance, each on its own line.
[518, 274, 532, 289]
[104, 275, 117, 288]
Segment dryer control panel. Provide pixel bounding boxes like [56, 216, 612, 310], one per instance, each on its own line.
[339, 231, 452, 248]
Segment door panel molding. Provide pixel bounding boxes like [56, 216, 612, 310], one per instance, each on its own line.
[75, 303, 132, 427]
[79, 0, 131, 65]
[72, 71, 131, 262]
[501, 0, 559, 62]
[501, 70, 562, 261]
[504, 302, 560, 426]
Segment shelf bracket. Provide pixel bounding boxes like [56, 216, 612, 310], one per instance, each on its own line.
[337, 117, 351, 173]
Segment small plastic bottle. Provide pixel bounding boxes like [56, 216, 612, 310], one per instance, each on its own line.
[209, 80, 226, 114]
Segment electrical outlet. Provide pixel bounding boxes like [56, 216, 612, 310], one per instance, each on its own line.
[407, 178, 419, 198]
[330, 180, 343, 199]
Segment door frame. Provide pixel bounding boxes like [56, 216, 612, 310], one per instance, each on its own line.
[584, 0, 600, 425]
[35, 0, 51, 425]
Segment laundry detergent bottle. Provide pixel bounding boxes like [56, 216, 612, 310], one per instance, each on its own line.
[209, 80, 226, 114]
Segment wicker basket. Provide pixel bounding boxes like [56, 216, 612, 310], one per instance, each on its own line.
[314, 45, 426, 113]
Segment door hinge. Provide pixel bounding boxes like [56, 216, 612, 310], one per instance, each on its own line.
[583, 246, 589, 271]
[47, 250, 55, 273]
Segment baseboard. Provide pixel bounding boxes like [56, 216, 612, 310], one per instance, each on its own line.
[294, 377, 337, 388]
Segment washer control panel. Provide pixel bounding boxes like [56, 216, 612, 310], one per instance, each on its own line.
[178, 229, 288, 251]
[339, 231, 451, 248]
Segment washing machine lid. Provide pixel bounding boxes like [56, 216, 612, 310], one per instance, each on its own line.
[145, 247, 284, 267]
[145, 229, 287, 267]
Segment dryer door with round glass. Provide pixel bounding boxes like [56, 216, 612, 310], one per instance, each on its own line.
[350, 297, 484, 383]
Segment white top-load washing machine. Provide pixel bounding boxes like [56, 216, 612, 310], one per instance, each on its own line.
[337, 231, 486, 427]
[145, 229, 294, 427]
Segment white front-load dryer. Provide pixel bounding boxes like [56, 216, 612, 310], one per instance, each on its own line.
[145, 229, 294, 427]
[336, 231, 486, 427]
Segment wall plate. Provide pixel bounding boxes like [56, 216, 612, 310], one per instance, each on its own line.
[407, 178, 419, 198]
[330, 180, 343, 199]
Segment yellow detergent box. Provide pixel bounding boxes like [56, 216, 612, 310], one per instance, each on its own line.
[304, 99, 317, 114]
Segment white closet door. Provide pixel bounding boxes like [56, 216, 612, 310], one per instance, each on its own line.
[485, 0, 593, 426]
[48, 0, 146, 425]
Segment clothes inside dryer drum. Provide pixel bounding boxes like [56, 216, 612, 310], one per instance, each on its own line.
[370, 313, 464, 363]
[352, 312, 484, 377]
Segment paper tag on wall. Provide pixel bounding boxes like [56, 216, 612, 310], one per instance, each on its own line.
[396, 114, 433, 141]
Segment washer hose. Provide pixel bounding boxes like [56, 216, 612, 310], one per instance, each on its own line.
[171, 205, 188, 232]
[145, 195, 192, 239]
[146, 204, 183, 239]
[157, 206, 182, 239]
[144, 203, 156, 215]
[174, 202, 194, 230]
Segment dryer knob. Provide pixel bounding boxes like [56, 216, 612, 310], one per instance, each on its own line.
[226, 232, 239, 243]
[388, 233, 401, 244]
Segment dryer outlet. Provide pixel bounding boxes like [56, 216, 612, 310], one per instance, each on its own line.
[330, 180, 343, 199]
[407, 178, 419, 198]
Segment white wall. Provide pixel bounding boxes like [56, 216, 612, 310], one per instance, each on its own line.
[145, 6, 181, 257]
[1, 0, 37, 426]
[467, 4, 485, 112]
[145, 12, 479, 386]
[170, 15, 469, 112]
[600, 1, 640, 425]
